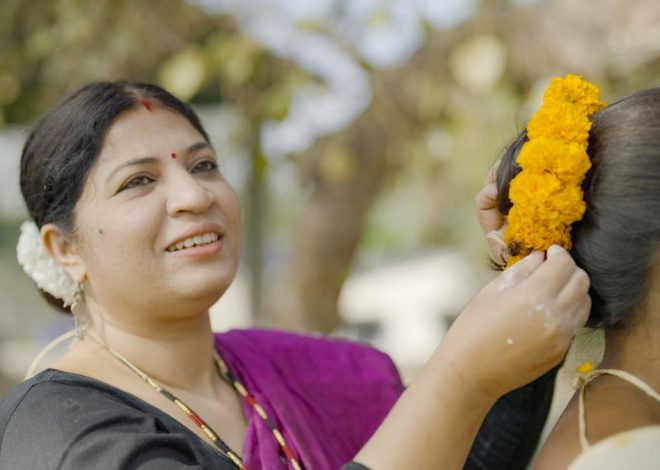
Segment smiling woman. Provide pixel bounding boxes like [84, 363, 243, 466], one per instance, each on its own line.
[59, 104, 241, 320]
[0, 81, 592, 470]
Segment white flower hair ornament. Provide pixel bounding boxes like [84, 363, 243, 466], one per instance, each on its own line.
[16, 221, 78, 307]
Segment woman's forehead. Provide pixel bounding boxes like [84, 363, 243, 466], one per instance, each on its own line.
[98, 107, 204, 163]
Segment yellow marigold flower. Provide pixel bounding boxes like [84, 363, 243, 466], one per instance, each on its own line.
[543, 75, 606, 116]
[527, 103, 592, 144]
[504, 74, 603, 268]
[516, 139, 591, 185]
[506, 252, 526, 266]
[505, 211, 573, 252]
[509, 172, 561, 212]
[509, 173, 585, 221]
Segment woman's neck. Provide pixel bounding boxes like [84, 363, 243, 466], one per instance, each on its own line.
[81, 307, 219, 396]
[600, 297, 660, 391]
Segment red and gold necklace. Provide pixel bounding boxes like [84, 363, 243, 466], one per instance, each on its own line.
[101, 342, 302, 470]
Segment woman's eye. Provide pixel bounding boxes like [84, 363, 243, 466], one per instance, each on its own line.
[120, 175, 154, 191]
[192, 160, 218, 173]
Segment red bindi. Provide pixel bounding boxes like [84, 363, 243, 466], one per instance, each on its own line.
[141, 100, 152, 111]
[170, 152, 177, 159]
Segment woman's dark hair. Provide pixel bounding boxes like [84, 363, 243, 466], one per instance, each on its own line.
[20, 81, 211, 312]
[496, 88, 660, 328]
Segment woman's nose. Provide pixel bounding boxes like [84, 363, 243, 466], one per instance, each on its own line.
[165, 171, 213, 216]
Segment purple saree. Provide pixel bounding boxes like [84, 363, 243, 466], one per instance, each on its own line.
[214, 328, 404, 470]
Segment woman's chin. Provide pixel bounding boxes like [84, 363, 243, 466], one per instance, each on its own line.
[174, 271, 236, 303]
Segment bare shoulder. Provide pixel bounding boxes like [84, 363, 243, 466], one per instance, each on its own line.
[532, 393, 582, 470]
[533, 374, 660, 470]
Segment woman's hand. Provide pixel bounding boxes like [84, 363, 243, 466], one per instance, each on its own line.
[437, 246, 590, 401]
[475, 161, 508, 266]
[353, 246, 590, 470]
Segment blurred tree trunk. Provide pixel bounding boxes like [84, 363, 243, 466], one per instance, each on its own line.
[246, 147, 267, 321]
[275, 119, 390, 332]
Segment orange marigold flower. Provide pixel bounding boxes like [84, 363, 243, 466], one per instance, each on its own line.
[506, 252, 527, 266]
[504, 210, 573, 256]
[509, 172, 561, 209]
[508, 173, 585, 223]
[527, 103, 592, 144]
[504, 75, 603, 268]
[516, 139, 591, 185]
[543, 74, 606, 116]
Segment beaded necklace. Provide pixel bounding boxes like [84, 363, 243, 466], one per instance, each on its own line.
[100, 342, 302, 470]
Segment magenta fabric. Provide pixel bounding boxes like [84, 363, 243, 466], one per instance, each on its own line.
[214, 329, 404, 470]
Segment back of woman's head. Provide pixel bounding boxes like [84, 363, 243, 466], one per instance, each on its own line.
[20, 81, 210, 311]
[496, 88, 660, 328]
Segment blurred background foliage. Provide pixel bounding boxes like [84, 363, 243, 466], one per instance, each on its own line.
[1, 0, 660, 392]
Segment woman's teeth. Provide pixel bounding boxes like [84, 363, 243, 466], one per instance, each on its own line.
[167, 232, 219, 252]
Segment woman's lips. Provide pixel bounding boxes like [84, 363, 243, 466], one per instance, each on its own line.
[166, 236, 224, 258]
[165, 223, 224, 252]
[166, 231, 220, 252]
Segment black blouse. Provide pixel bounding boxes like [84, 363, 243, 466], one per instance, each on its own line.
[0, 370, 237, 469]
[0, 367, 556, 469]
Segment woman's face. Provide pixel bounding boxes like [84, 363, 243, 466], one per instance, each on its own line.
[72, 105, 240, 321]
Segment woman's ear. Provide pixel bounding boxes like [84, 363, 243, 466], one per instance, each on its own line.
[40, 223, 87, 283]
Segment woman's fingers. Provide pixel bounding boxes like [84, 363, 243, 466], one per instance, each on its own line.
[475, 182, 502, 234]
[517, 245, 577, 296]
[475, 160, 502, 233]
[485, 223, 509, 266]
[476, 162, 508, 265]
[574, 295, 591, 328]
[517, 246, 591, 339]
[484, 160, 500, 186]
[557, 269, 591, 331]
[491, 251, 544, 292]
[557, 267, 590, 306]
[443, 242, 593, 399]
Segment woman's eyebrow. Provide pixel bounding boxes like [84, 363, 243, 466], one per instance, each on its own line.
[186, 141, 212, 154]
[106, 156, 158, 183]
[104, 142, 212, 183]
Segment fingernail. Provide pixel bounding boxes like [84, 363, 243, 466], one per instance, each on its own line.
[486, 230, 505, 245]
[523, 251, 543, 264]
[547, 245, 564, 257]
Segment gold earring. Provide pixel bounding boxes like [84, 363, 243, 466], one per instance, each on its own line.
[70, 282, 88, 339]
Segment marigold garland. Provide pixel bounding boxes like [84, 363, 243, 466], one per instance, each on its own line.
[504, 75, 606, 266]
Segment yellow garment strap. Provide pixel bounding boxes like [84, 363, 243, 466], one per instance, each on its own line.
[576, 368, 660, 450]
